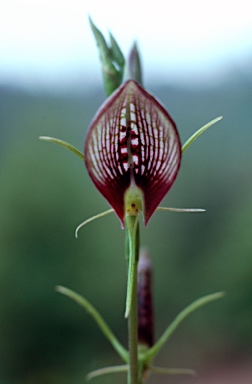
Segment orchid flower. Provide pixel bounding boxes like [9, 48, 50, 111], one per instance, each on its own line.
[84, 79, 181, 228]
[39, 19, 221, 232]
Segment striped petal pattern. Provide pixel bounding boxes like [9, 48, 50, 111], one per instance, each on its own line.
[85, 80, 181, 226]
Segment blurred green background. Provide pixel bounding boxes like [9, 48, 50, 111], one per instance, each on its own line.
[0, 67, 252, 383]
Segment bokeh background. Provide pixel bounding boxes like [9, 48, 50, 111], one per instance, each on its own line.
[0, 1, 252, 383]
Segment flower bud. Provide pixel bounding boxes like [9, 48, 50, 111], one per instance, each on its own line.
[137, 248, 154, 348]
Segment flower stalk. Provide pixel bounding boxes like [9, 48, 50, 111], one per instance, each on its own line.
[125, 215, 140, 384]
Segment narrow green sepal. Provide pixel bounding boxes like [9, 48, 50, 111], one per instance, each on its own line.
[39, 136, 84, 161]
[157, 206, 205, 213]
[56, 285, 128, 363]
[75, 209, 114, 238]
[182, 116, 223, 153]
[123, 42, 143, 85]
[89, 17, 125, 95]
[143, 291, 225, 364]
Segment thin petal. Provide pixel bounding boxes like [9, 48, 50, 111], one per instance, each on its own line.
[85, 80, 181, 225]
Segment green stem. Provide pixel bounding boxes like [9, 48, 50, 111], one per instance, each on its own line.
[128, 258, 138, 384]
[125, 216, 140, 384]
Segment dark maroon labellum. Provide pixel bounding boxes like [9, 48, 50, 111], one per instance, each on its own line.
[85, 80, 181, 226]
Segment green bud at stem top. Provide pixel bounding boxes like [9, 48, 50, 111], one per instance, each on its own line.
[89, 17, 125, 95]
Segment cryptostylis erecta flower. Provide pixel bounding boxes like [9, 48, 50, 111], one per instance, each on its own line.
[85, 79, 181, 227]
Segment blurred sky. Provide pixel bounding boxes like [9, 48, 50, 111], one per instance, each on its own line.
[1, 0, 252, 89]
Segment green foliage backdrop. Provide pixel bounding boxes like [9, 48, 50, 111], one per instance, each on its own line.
[0, 71, 251, 383]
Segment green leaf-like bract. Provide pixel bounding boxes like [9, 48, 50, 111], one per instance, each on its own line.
[182, 116, 223, 153]
[56, 285, 128, 362]
[143, 291, 225, 363]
